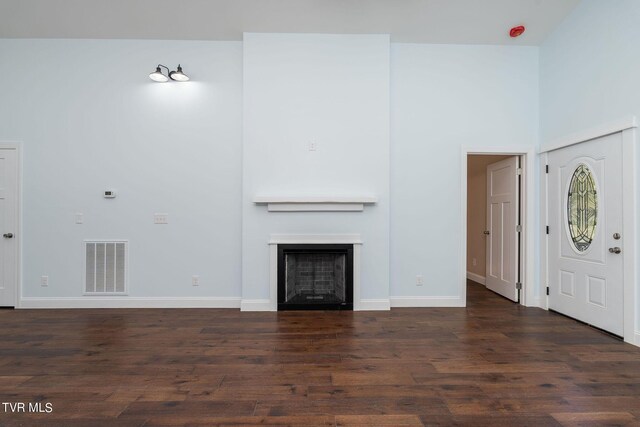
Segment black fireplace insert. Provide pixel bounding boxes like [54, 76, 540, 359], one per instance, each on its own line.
[277, 244, 353, 310]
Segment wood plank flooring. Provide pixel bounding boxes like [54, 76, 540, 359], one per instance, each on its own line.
[1, 281, 640, 426]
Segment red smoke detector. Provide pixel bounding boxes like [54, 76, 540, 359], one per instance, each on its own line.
[510, 25, 526, 38]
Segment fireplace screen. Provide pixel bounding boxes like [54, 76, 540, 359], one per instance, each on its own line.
[277, 244, 353, 310]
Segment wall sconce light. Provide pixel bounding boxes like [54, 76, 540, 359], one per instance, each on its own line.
[149, 64, 190, 82]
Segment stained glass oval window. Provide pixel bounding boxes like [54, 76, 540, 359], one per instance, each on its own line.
[567, 164, 598, 252]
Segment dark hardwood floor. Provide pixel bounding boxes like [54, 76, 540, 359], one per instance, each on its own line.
[1, 281, 640, 426]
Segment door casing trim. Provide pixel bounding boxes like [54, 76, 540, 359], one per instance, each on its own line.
[0, 142, 21, 308]
[621, 127, 636, 344]
[540, 115, 637, 153]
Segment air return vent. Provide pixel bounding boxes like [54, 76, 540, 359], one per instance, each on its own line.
[84, 241, 127, 294]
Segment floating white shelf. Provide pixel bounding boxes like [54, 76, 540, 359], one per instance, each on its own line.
[253, 196, 377, 212]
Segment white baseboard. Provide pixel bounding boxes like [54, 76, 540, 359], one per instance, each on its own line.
[19, 296, 241, 309]
[358, 299, 390, 311]
[240, 299, 274, 311]
[390, 296, 465, 307]
[632, 331, 640, 348]
[466, 272, 485, 285]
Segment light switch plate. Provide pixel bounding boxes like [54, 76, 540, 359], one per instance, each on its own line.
[75, 213, 84, 224]
[154, 213, 169, 224]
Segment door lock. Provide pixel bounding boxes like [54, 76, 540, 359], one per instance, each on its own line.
[3, 233, 13, 238]
[608, 247, 621, 254]
[613, 233, 621, 240]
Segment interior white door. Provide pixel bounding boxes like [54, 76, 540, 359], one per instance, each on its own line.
[0, 148, 18, 307]
[548, 132, 623, 336]
[485, 156, 519, 302]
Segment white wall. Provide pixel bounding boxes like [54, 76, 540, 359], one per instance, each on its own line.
[242, 33, 391, 306]
[0, 39, 243, 304]
[540, 0, 640, 142]
[0, 37, 543, 309]
[540, 0, 640, 339]
[390, 44, 539, 303]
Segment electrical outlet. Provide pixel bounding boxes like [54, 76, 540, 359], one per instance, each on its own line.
[308, 142, 317, 151]
[154, 213, 169, 224]
[75, 213, 84, 224]
[416, 275, 424, 286]
[192, 275, 200, 286]
[41, 276, 49, 287]
[472, 258, 477, 266]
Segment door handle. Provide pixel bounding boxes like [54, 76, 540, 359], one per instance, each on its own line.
[608, 247, 621, 254]
[483, 230, 490, 235]
[3, 233, 13, 238]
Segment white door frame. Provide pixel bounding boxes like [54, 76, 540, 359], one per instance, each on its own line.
[0, 142, 22, 308]
[461, 147, 536, 307]
[540, 116, 638, 345]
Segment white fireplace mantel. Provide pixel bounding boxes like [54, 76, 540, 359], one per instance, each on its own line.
[268, 234, 363, 245]
[253, 196, 377, 212]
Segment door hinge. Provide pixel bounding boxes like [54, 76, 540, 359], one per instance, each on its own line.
[516, 168, 522, 176]
[546, 226, 550, 235]
[516, 224, 522, 233]
[516, 282, 522, 290]
[546, 286, 550, 296]
[545, 165, 549, 173]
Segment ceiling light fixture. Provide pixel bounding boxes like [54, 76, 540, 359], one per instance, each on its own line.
[149, 64, 189, 82]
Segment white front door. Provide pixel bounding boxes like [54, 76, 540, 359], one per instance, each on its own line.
[0, 148, 18, 307]
[485, 156, 519, 302]
[548, 132, 623, 336]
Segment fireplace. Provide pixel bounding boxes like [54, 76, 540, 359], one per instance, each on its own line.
[277, 244, 353, 310]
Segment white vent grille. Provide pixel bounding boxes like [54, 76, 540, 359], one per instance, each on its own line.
[84, 241, 127, 294]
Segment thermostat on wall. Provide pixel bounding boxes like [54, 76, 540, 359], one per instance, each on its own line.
[104, 190, 117, 198]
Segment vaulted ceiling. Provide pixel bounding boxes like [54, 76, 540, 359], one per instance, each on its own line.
[0, 0, 580, 45]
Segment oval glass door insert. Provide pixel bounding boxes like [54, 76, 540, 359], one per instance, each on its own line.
[567, 163, 598, 252]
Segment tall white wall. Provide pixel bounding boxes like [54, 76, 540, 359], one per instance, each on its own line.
[390, 44, 540, 302]
[540, 0, 640, 338]
[242, 33, 391, 306]
[0, 37, 542, 309]
[540, 0, 640, 142]
[0, 39, 243, 303]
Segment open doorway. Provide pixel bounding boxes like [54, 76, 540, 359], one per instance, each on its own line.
[467, 155, 513, 294]
[462, 149, 533, 307]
